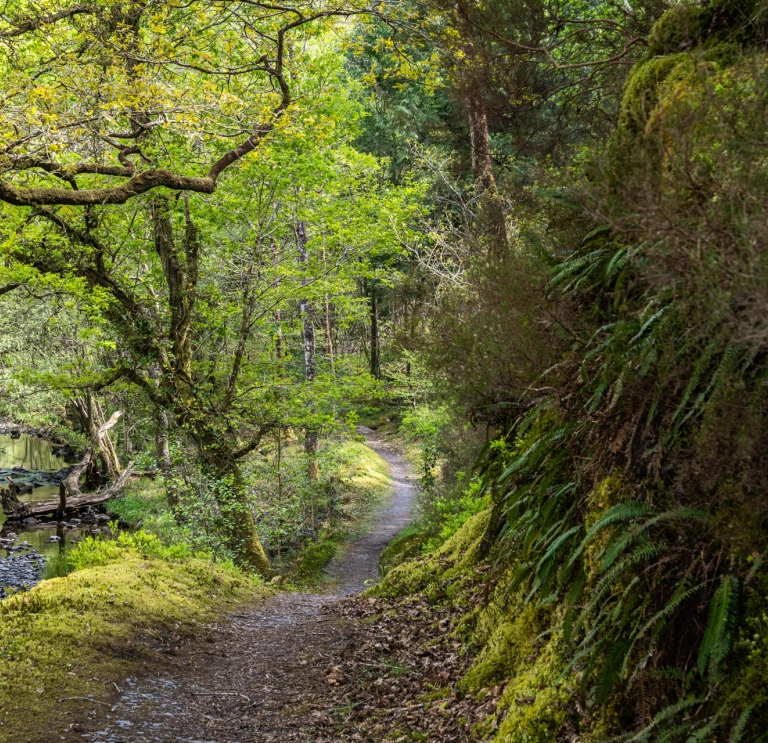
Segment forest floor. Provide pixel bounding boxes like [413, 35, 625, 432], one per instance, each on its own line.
[48, 428, 497, 743]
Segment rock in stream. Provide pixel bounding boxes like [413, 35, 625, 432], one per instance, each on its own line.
[0, 533, 46, 599]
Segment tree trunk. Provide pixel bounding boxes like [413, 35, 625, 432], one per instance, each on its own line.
[155, 409, 172, 471]
[57, 482, 66, 522]
[206, 447, 271, 575]
[465, 86, 495, 194]
[274, 308, 283, 363]
[297, 221, 318, 481]
[74, 394, 122, 480]
[155, 408, 178, 510]
[370, 282, 381, 379]
[454, 3, 508, 256]
[322, 244, 335, 375]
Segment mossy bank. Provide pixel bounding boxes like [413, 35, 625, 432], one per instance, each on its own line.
[0, 534, 265, 743]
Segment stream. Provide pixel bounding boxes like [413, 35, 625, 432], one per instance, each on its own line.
[0, 432, 106, 597]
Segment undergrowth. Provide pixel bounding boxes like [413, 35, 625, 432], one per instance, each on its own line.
[378, 1, 768, 740]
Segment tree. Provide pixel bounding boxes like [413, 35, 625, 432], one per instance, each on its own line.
[0, 32, 422, 571]
[0, 0, 364, 208]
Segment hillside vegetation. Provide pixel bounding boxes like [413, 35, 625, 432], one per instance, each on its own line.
[373, 1, 768, 740]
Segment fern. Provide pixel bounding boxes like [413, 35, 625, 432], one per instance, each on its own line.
[729, 705, 754, 743]
[563, 566, 587, 644]
[613, 698, 703, 743]
[698, 575, 740, 684]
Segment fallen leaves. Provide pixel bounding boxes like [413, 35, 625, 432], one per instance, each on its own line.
[319, 591, 507, 742]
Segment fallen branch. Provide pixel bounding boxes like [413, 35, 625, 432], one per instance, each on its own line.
[62, 446, 94, 499]
[1, 461, 134, 520]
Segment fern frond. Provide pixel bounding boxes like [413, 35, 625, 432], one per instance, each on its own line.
[729, 705, 754, 743]
[586, 501, 653, 539]
[698, 575, 740, 684]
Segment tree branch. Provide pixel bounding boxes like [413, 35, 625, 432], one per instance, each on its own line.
[232, 429, 269, 459]
[0, 5, 97, 37]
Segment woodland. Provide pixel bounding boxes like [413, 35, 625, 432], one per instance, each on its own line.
[0, 0, 765, 741]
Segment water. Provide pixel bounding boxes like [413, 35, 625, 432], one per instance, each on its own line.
[0, 433, 68, 501]
[0, 433, 80, 559]
[1, 523, 99, 558]
[0, 433, 68, 473]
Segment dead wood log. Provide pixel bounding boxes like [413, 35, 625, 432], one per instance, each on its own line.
[1, 412, 130, 520]
[63, 446, 94, 499]
[1, 459, 135, 520]
[1, 477, 21, 515]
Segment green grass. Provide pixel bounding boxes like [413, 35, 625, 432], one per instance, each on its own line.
[0, 542, 264, 742]
[106, 476, 170, 530]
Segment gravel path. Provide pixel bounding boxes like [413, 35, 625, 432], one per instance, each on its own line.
[56, 428, 415, 743]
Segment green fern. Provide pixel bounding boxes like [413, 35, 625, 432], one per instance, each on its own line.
[698, 575, 740, 684]
[729, 705, 754, 743]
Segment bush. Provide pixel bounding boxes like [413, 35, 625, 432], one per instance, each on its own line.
[55, 530, 193, 574]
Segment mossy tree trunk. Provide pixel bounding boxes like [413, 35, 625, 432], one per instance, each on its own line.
[22, 195, 274, 575]
[297, 221, 319, 484]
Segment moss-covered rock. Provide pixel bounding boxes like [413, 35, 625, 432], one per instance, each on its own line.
[375, 508, 491, 599]
[493, 636, 572, 743]
[379, 526, 430, 575]
[619, 52, 696, 132]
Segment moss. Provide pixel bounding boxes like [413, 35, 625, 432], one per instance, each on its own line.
[380, 526, 429, 575]
[418, 686, 451, 703]
[620, 0, 768, 135]
[371, 503, 585, 742]
[375, 509, 491, 599]
[619, 53, 696, 132]
[338, 439, 393, 508]
[723, 573, 768, 737]
[291, 531, 345, 585]
[461, 601, 541, 691]
[584, 472, 624, 528]
[647, 4, 712, 56]
[0, 555, 263, 741]
[493, 635, 572, 743]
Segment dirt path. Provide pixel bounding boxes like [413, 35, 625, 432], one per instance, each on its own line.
[59, 428, 416, 743]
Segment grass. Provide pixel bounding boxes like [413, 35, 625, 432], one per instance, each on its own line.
[106, 476, 173, 534]
[0, 540, 265, 742]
